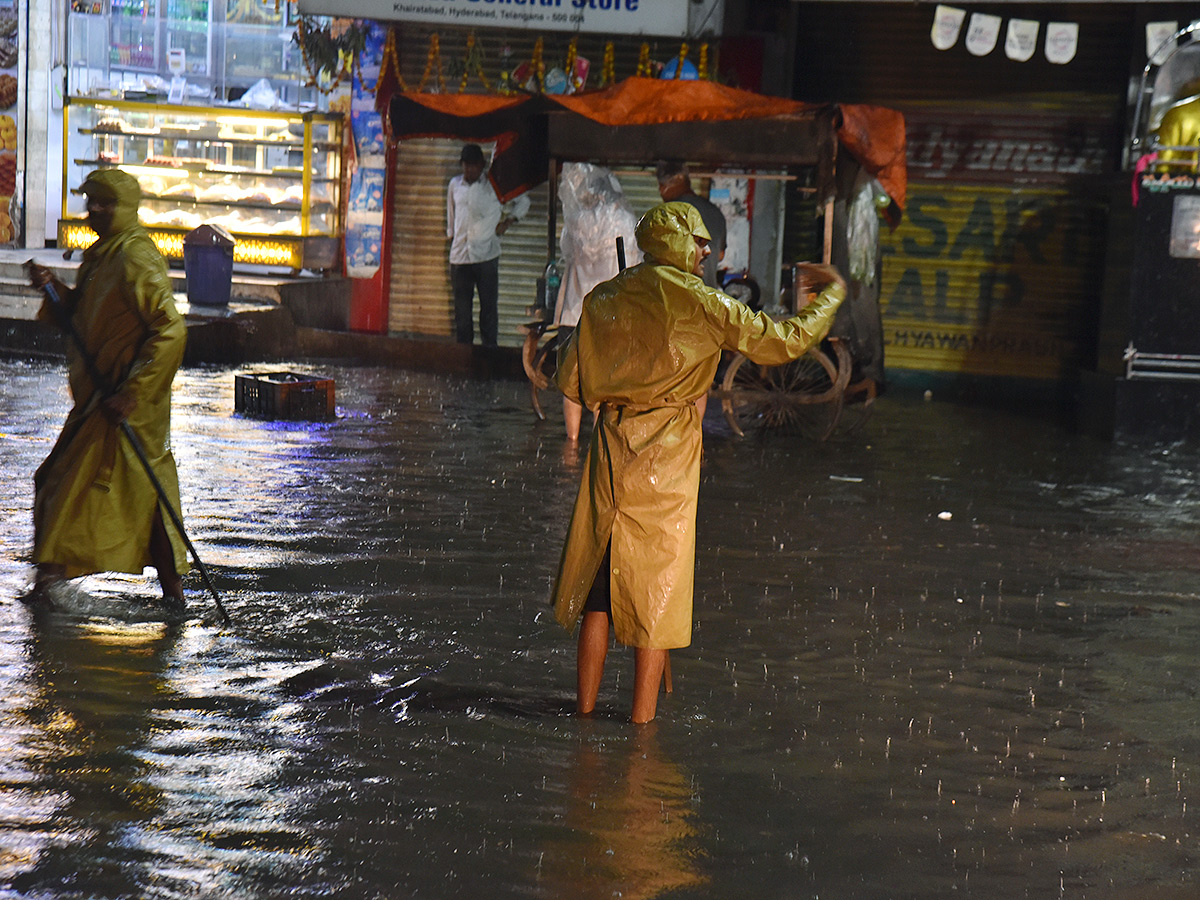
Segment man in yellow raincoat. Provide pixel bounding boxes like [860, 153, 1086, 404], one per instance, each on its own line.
[553, 201, 846, 723]
[25, 168, 189, 609]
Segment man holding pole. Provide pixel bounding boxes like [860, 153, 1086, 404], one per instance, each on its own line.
[25, 168, 190, 610]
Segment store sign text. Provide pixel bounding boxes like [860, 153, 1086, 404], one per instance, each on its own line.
[887, 329, 1066, 359]
[906, 124, 1110, 179]
[1139, 173, 1199, 194]
[297, 0, 688, 34]
[881, 189, 1103, 338]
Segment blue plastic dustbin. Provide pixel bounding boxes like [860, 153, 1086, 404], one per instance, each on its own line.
[183, 224, 236, 306]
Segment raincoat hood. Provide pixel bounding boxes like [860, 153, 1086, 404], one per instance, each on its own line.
[81, 168, 142, 236]
[635, 201, 711, 274]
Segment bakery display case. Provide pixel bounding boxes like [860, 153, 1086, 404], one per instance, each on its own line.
[60, 98, 343, 271]
[67, 0, 298, 101]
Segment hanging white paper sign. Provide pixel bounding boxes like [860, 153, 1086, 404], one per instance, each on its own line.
[1005, 19, 1040, 62]
[965, 13, 1001, 57]
[1045, 22, 1079, 65]
[931, 5, 966, 51]
[1147, 21, 1179, 66]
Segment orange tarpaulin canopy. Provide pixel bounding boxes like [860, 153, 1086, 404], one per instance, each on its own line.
[397, 92, 530, 118]
[384, 77, 906, 213]
[550, 76, 811, 126]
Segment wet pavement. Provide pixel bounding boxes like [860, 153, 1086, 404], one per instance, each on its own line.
[1, 357, 1199, 899]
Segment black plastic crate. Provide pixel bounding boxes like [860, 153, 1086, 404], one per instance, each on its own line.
[234, 372, 335, 420]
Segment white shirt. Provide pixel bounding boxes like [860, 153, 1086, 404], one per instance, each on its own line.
[446, 173, 530, 265]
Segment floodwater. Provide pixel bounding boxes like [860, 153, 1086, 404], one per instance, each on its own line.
[0, 357, 1198, 899]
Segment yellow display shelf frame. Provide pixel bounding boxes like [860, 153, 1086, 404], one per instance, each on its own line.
[60, 98, 344, 271]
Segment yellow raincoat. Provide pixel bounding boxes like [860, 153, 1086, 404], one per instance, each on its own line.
[33, 170, 189, 579]
[552, 202, 845, 649]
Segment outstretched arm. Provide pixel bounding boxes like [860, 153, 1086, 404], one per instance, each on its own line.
[716, 263, 847, 366]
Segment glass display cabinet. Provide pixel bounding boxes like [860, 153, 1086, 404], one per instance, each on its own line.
[68, 0, 300, 102]
[60, 98, 343, 270]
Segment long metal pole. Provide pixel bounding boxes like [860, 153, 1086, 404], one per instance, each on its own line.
[39, 277, 230, 624]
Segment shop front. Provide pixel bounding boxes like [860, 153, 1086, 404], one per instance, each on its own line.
[380, 23, 720, 347]
[791, 2, 1137, 409]
[53, 0, 345, 271]
[295, 0, 750, 346]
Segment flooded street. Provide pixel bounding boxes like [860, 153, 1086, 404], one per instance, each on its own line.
[1, 357, 1198, 899]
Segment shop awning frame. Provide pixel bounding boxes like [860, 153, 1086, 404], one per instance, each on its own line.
[383, 76, 907, 220]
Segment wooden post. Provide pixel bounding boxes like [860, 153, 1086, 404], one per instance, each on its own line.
[547, 157, 558, 262]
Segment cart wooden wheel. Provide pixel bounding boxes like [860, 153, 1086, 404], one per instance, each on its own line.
[835, 375, 878, 437]
[718, 338, 853, 440]
[521, 322, 562, 420]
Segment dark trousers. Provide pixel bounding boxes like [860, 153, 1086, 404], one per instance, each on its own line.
[450, 258, 500, 346]
[583, 542, 612, 615]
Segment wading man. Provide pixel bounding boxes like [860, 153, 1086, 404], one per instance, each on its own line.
[552, 201, 847, 723]
[25, 168, 189, 610]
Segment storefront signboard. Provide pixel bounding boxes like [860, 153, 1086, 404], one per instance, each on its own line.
[295, 0, 690, 37]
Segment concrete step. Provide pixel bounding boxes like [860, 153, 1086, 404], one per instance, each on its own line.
[0, 253, 353, 332]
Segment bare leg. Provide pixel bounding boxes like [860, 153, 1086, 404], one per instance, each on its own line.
[694, 392, 708, 423]
[563, 397, 584, 442]
[148, 507, 183, 607]
[577, 611, 610, 715]
[631, 647, 668, 724]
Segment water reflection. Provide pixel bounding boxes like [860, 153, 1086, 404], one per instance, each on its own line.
[537, 724, 706, 899]
[3, 359, 1200, 897]
[6, 621, 179, 896]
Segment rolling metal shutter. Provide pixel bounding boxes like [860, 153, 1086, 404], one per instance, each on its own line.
[389, 138, 456, 339]
[387, 137, 550, 347]
[880, 101, 1118, 378]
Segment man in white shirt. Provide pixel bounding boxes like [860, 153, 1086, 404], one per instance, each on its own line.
[446, 144, 531, 346]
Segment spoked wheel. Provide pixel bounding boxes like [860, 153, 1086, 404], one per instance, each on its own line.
[521, 323, 562, 420]
[718, 341, 850, 441]
[835, 376, 878, 437]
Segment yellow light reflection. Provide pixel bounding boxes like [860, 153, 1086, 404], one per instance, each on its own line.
[59, 221, 301, 268]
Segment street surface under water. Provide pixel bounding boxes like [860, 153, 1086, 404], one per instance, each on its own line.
[0, 358, 1198, 899]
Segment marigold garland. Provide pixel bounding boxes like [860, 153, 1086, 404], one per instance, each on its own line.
[564, 36, 578, 91]
[458, 33, 474, 92]
[674, 42, 688, 79]
[418, 33, 446, 92]
[635, 42, 651, 77]
[297, 23, 722, 98]
[531, 36, 545, 92]
[359, 26, 406, 95]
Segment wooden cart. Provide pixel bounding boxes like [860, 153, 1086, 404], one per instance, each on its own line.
[522, 93, 892, 439]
